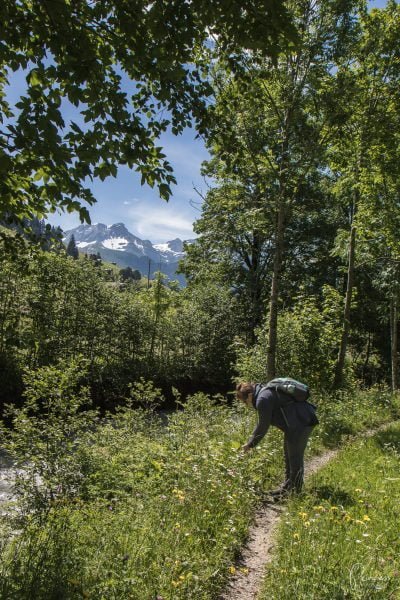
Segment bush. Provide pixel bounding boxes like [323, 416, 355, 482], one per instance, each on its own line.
[236, 286, 351, 390]
[1, 358, 98, 514]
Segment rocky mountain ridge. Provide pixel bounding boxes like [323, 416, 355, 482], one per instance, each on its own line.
[63, 222, 192, 283]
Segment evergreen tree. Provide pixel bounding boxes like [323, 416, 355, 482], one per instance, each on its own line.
[66, 235, 79, 260]
[120, 267, 142, 282]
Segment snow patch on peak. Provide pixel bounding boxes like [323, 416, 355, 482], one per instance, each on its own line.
[154, 243, 169, 253]
[77, 241, 95, 248]
[102, 237, 129, 251]
[154, 239, 185, 258]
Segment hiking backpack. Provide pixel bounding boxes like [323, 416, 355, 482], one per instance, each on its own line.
[264, 377, 310, 402]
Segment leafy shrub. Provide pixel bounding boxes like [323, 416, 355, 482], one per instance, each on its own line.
[236, 286, 351, 390]
[1, 358, 98, 514]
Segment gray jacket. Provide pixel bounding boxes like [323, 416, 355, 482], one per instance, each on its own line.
[247, 384, 318, 448]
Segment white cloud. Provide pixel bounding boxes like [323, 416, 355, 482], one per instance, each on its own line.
[126, 200, 196, 242]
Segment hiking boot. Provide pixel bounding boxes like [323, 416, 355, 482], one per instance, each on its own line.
[267, 487, 291, 501]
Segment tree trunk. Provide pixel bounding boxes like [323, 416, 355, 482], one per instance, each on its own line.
[333, 224, 356, 389]
[266, 199, 285, 380]
[390, 295, 398, 391]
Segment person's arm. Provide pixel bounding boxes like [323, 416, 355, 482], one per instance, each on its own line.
[244, 393, 273, 449]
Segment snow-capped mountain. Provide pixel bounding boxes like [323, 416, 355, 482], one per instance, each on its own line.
[63, 223, 192, 282]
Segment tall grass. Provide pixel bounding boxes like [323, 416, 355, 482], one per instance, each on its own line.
[0, 392, 284, 599]
[0, 369, 399, 599]
[260, 423, 400, 600]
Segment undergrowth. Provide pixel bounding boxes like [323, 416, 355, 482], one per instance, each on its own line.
[0, 362, 399, 599]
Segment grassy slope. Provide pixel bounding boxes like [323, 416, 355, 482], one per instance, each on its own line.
[0, 390, 399, 599]
[260, 423, 400, 600]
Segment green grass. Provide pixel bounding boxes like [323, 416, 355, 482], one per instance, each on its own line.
[0, 388, 399, 599]
[0, 396, 284, 599]
[260, 422, 400, 600]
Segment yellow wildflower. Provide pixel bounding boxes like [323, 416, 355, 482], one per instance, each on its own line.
[293, 533, 300, 539]
[298, 512, 308, 519]
[228, 566, 236, 574]
[363, 515, 371, 521]
[344, 515, 352, 522]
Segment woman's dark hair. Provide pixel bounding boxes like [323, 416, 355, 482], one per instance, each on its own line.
[236, 382, 254, 401]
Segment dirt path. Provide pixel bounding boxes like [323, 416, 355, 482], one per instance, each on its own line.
[220, 425, 390, 600]
[219, 448, 338, 600]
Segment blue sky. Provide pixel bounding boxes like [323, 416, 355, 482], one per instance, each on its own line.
[19, 0, 391, 242]
[46, 124, 210, 242]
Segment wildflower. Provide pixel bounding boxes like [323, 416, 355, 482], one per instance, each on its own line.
[304, 521, 311, 528]
[362, 515, 370, 522]
[240, 567, 249, 575]
[355, 488, 363, 492]
[330, 506, 339, 512]
[228, 566, 236, 574]
[344, 515, 352, 522]
[172, 488, 185, 501]
[298, 512, 308, 519]
[293, 533, 300, 539]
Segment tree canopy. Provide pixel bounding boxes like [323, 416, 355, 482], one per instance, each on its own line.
[0, 0, 296, 229]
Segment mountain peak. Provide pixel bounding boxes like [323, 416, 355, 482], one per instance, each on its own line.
[62, 222, 191, 285]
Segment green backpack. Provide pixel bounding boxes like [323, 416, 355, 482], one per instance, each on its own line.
[264, 377, 310, 402]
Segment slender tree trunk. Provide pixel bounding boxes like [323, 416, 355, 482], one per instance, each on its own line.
[266, 199, 285, 380]
[248, 233, 263, 344]
[390, 294, 398, 391]
[333, 224, 356, 389]
[362, 331, 371, 383]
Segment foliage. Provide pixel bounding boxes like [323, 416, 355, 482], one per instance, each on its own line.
[0, 387, 283, 599]
[236, 286, 345, 390]
[66, 234, 79, 260]
[1, 358, 98, 513]
[0, 381, 399, 598]
[0, 0, 296, 231]
[0, 243, 240, 408]
[260, 422, 400, 600]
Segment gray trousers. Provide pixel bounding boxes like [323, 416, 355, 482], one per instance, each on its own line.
[282, 426, 314, 492]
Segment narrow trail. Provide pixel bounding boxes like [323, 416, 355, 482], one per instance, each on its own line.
[219, 425, 391, 600]
[219, 448, 338, 600]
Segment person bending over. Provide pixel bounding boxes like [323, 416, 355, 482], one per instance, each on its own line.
[236, 381, 318, 498]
